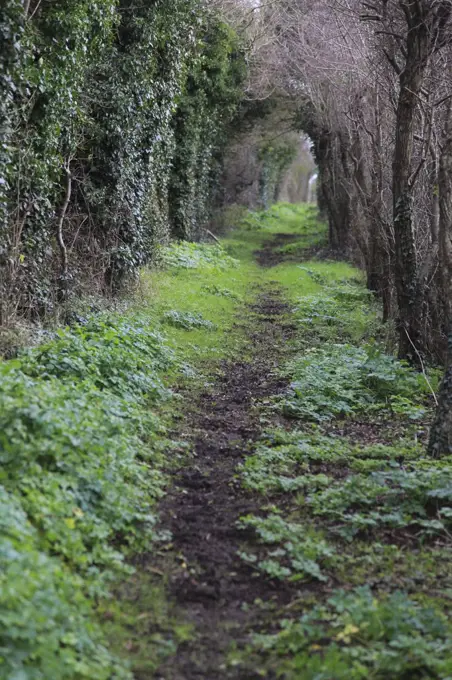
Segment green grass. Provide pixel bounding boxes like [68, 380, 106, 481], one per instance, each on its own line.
[240, 202, 325, 236]
[224, 202, 327, 265]
[138, 245, 260, 367]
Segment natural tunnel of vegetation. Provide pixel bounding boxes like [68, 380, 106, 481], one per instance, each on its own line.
[2, 1, 452, 678]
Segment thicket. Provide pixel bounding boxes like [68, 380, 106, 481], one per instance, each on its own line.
[0, 0, 246, 321]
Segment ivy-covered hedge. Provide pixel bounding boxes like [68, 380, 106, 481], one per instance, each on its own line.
[0, 0, 246, 318]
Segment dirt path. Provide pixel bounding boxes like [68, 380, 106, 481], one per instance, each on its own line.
[151, 285, 295, 680]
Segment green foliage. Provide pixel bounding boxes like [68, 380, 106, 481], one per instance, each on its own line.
[163, 310, 216, 331]
[293, 280, 378, 345]
[170, 17, 246, 240]
[160, 241, 239, 271]
[241, 428, 424, 494]
[0, 0, 247, 315]
[20, 315, 172, 400]
[252, 588, 452, 679]
[258, 145, 298, 209]
[241, 430, 349, 492]
[1, 0, 118, 310]
[230, 215, 451, 677]
[0, 487, 131, 680]
[0, 313, 176, 677]
[239, 514, 334, 582]
[282, 343, 427, 422]
[201, 284, 241, 300]
[240, 203, 322, 234]
[308, 462, 452, 540]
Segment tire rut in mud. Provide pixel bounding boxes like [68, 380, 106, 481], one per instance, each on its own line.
[153, 289, 295, 680]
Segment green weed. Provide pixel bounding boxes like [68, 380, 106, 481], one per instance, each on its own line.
[239, 514, 334, 582]
[0, 316, 177, 677]
[159, 241, 239, 271]
[308, 464, 452, 540]
[162, 310, 216, 331]
[251, 587, 452, 679]
[282, 343, 427, 422]
[200, 284, 242, 300]
[0, 486, 132, 680]
[241, 430, 350, 492]
[0, 234, 256, 677]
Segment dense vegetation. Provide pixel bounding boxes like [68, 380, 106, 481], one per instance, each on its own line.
[2, 0, 452, 674]
[0, 233, 244, 677]
[225, 0, 452, 453]
[1, 199, 452, 677]
[0, 0, 245, 320]
[224, 206, 452, 679]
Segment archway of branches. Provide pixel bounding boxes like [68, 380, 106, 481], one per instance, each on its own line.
[220, 0, 452, 453]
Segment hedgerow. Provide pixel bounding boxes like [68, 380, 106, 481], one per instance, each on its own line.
[0, 1, 246, 319]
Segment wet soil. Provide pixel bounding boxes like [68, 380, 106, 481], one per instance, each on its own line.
[151, 288, 296, 680]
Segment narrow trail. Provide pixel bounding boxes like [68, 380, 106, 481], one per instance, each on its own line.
[152, 283, 296, 679]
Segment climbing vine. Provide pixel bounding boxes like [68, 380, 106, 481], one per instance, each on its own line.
[0, 0, 247, 317]
[170, 17, 247, 240]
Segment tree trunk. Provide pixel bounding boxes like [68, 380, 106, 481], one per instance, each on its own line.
[392, 10, 430, 364]
[315, 134, 350, 253]
[428, 101, 452, 457]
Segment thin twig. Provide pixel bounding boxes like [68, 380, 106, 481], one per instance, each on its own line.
[57, 165, 72, 280]
[404, 329, 438, 406]
[29, 0, 43, 21]
[204, 229, 221, 245]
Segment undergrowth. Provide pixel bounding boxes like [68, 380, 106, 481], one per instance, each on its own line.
[252, 588, 452, 679]
[0, 315, 173, 678]
[3, 200, 447, 679]
[0, 240, 244, 679]
[233, 206, 449, 679]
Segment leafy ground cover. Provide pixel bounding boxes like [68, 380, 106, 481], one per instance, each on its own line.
[0, 240, 246, 679]
[231, 211, 451, 679]
[2, 201, 450, 679]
